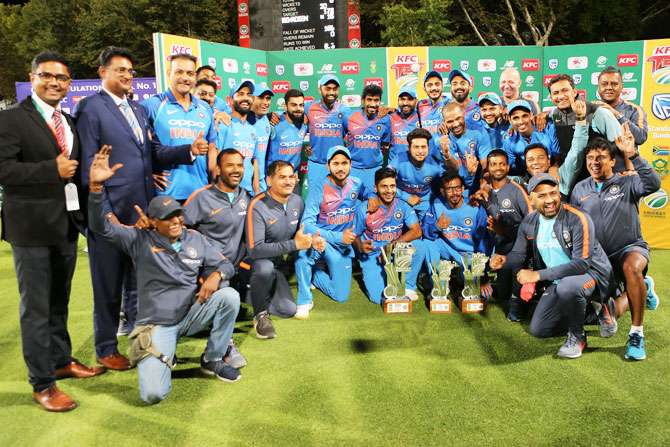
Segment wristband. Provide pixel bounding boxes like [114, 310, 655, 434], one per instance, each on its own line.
[628, 152, 639, 161]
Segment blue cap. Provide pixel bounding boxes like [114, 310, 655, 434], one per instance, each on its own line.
[326, 145, 351, 162]
[318, 74, 340, 87]
[423, 70, 443, 84]
[230, 80, 255, 98]
[508, 99, 532, 115]
[253, 84, 274, 97]
[527, 172, 559, 194]
[448, 69, 472, 85]
[398, 86, 417, 99]
[478, 92, 502, 107]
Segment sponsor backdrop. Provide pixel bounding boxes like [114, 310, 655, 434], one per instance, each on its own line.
[152, 33, 669, 248]
[15, 78, 158, 115]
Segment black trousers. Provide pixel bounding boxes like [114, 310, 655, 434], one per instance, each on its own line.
[240, 258, 297, 318]
[12, 240, 77, 392]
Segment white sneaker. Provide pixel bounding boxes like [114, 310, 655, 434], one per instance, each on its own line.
[294, 302, 314, 320]
[405, 289, 419, 302]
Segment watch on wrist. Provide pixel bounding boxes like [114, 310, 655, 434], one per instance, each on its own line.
[628, 152, 639, 161]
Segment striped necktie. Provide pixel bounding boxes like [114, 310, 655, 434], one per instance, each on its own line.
[52, 109, 67, 154]
[120, 101, 143, 144]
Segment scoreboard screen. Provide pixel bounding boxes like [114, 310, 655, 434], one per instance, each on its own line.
[281, 0, 336, 51]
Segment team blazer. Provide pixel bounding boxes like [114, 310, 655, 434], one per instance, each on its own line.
[73, 90, 192, 224]
[0, 97, 85, 246]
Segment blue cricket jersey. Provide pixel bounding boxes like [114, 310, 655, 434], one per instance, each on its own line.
[502, 122, 560, 175]
[417, 97, 448, 136]
[142, 89, 217, 200]
[344, 110, 391, 169]
[215, 116, 258, 194]
[389, 157, 443, 218]
[388, 110, 419, 164]
[482, 121, 511, 149]
[305, 101, 351, 164]
[422, 198, 491, 255]
[250, 113, 271, 191]
[354, 197, 418, 251]
[267, 113, 307, 171]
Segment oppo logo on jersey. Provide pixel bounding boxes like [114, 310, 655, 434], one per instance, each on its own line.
[325, 207, 355, 225]
[442, 224, 472, 241]
[278, 140, 302, 155]
[181, 258, 201, 265]
[372, 223, 403, 241]
[313, 121, 342, 138]
[233, 140, 254, 157]
[169, 118, 207, 139]
[168, 119, 206, 128]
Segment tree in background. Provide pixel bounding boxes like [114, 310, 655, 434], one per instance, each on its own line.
[379, 0, 461, 47]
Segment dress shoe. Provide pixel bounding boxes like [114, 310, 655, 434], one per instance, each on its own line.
[33, 386, 77, 412]
[56, 361, 107, 379]
[96, 352, 132, 370]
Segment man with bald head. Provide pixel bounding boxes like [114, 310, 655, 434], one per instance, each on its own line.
[499, 68, 540, 115]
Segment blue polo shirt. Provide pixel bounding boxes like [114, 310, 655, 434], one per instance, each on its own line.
[142, 89, 217, 200]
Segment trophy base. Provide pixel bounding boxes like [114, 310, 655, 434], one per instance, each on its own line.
[429, 298, 452, 313]
[383, 298, 412, 314]
[459, 296, 487, 313]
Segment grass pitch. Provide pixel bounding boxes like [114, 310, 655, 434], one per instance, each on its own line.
[0, 238, 669, 446]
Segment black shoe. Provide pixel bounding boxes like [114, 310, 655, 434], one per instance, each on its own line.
[253, 311, 276, 339]
[200, 354, 241, 382]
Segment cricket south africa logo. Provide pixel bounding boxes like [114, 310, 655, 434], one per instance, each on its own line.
[648, 47, 670, 85]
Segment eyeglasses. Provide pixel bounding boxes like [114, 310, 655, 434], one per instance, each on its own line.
[110, 67, 137, 77]
[33, 72, 71, 83]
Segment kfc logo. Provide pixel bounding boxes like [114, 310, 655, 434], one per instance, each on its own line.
[271, 81, 291, 93]
[256, 63, 268, 76]
[617, 54, 639, 67]
[543, 75, 556, 86]
[365, 78, 384, 88]
[390, 55, 424, 79]
[432, 60, 451, 72]
[521, 59, 540, 71]
[341, 62, 360, 74]
[169, 45, 192, 55]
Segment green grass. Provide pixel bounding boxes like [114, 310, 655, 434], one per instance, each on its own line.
[1, 237, 669, 446]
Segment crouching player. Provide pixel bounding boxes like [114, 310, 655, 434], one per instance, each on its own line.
[88, 146, 242, 403]
[490, 173, 612, 358]
[294, 146, 371, 318]
[353, 168, 427, 303]
[422, 170, 493, 298]
[571, 133, 661, 360]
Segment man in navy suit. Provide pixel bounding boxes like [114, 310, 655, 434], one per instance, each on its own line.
[74, 47, 209, 370]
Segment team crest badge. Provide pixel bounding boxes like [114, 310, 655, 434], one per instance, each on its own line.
[338, 113, 343, 119]
[460, 60, 469, 71]
[471, 112, 481, 121]
[376, 124, 382, 132]
[469, 141, 477, 150]
[437, 106, 444, 115]
[275, 65, 285, 76]
[548, 59, 558, 70]
[502, 198, 511, 208]
[299, 80, 309, 92]
[573, 74, 582, 85]
[424, 176, 433, 183]
[464, 218, 473, 226]
[350, 192, 357, 200]
[186, 247, 198, 258]
[239, 199, 247, 209]
[562, 230, 571, 243]
[251, 133, 256, 140]
[293, 208, 299, 217]
[483, 76, 491, 87]
[266, 126, 270, 133]
[394, 211, 403, 220]
[609, 185, 620, 194]
[198, 111, 205, 119]
[299, 130, 306, 138]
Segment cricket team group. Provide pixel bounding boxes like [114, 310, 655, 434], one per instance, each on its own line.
[0, 45, 661, 411]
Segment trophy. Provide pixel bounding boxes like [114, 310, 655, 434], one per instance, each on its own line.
[429, 260, 458, 313]
[382, 242, 416, 314]
[458, 252, 490, 313]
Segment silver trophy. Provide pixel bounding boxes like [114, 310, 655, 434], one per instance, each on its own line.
[382, 242, 416, 300]
[430, 260, 459, 300]
[461, 252, 490, 300]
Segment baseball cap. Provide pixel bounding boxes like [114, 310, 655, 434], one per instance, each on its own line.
[230, 80, 255, 98]
[253, 84, 274, 97]
[423, 70, 443, 84]
[398, 86, 417, 99]
[318, 74, 340, 87]
[327, 145, 351, 162]
[448, 69, 472, 85]
[508, 99, 532, 115]
[527, 173, 559, 194]
[478, 92, 502, 107]
[147, 195, 184, 220]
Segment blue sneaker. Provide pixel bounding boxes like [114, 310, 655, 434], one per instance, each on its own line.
[200, 354, 241, 382]
[645, 277, 659, 311]
[625, 333, 646, 361]
[506, 295, 523, 322]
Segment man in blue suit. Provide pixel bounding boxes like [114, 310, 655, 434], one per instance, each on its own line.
[74, 47, 208, 370]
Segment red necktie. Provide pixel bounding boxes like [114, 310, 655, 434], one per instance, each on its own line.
[52, 109, 67, 154]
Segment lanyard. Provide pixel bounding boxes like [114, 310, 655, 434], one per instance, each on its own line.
[31, 97, 68, 156]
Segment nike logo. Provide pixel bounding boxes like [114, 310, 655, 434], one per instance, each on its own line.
[211, 208, 223, 215]
[579, 341, 587, 350]
[269, 218, 279, 224]
[580, 196, 591, 202]
[166, 109, 179, 115]
[163, 200, 173, 206]
[152, 246, 165, 252]
[525, 236, 535, 240]
[371, 219, 383, 225]
[234, 132, 241, 137]
[281, 135, 288, 139]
